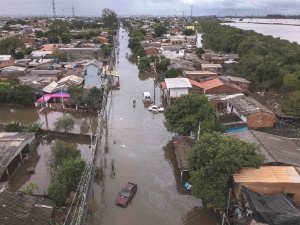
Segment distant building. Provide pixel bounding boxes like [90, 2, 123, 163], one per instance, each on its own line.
[161, 78, 192, 105]
[58, 48, 102, 61]
[0, 55, 14, 68]
[227, 95, 275, 128]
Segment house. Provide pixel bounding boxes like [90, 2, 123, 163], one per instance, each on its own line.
[226, 129, 300, 167]
[84, 60, 102, 89]
[233, 166, 300, 204]
[161, 78, 192, 105]
[98, 36, 109, 44]
[201, 78, 244, 95]
[201, 63, 222, 71]
[219, 75, 251, 90]
[0, 189, 55, 225]
[160, 46, 185, 58]
[182, 70, 218, 80]
[0, 66, 26, 81]
[58, 48, 103, 61]
[0, 132, 35, 182]
[0, 55, 14, 68]
[227, 95, 275, 128]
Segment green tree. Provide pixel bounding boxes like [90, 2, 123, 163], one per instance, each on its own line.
[68, 87, 84, 109]
[283, 74, 300, 91]
[164, 94, 216, 136]
[51, 140, 81, 167]
[101, 44, 112, 59]
[5, 122, 23, 132]
[163, 68, 181, 79]
[196, 48, 205, 59]
[61, 32, 71, 44]
[47, 32, 59, 43]
[34, 30, 44, 38]
[128, 38, 141, 51]
[22, 121, 42, 132]
[52, 49, 67, 62]
[188, 132, 264, 209]
[182, 28, 194, 36]
[0, 37, 24, 57]
[14, 51, 24, 59]
[101, 8, 118, 28]
[56, 157, 86, 192]
[21, 183, 38, 195]
[285, 90, 300, 116]
[87, 87, 103, 110]
[24, 47, 33, 55]
[48, 180, 68, 205]
[155, 56, 170, 72]
[138, 57, 151, 72]
[54, 114, 75, 133]
[154, 24, 167, 37]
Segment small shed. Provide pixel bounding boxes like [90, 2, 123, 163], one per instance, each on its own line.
[172, 136, 195, 183]
[0, 132, 35, 182]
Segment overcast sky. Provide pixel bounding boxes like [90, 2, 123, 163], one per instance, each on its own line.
[1, 0, 300, 17]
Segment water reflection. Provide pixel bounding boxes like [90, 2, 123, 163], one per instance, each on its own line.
[0, 106, 98, 134]
[181, 207, 217, 225]
[138, 71, 155, 81]
[8, 136, 92, 195]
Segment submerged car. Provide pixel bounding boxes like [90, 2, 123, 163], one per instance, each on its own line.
[148, 105, 164, 112]
[115, 182, 138, 207]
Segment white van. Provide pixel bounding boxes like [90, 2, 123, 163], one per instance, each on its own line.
[142, 92, 151, 103]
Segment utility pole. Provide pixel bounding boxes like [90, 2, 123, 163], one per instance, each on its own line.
[72, 7, 75, 18]
[51, 0, 56, 18]
[190, 5, 193, 18]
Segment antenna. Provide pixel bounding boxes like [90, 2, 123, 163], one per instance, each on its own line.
[72, 7, 75, 17]
[190, 5, 193, 17]
[51, 0, 56, 18]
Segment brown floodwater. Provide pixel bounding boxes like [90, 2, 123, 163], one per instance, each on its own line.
[87, 27, 217, 225]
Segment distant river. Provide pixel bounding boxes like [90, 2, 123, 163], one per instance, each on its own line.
[222, 22, 300, 44]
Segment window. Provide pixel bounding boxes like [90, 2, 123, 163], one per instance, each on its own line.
[287, 193, 294, 198]
[257, 116, 263, 121]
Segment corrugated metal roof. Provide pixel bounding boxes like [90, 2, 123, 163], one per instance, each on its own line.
[0, 190, 55, 225]
[183, 70, 217, 75]
[0, 132, 35, 178]
[165, 78, 192, 88]
[228, 95, 273, 115]
[226, 130, 300, 167]
[233, 166, 300, 183]
[0, 55, 11, 61]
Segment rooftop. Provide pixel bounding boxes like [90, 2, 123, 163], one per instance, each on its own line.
[233, 166, 300, 183]
[173, 136, 195, 171]
[165, 78, 192, 89]
[228, 95, 273, 115]
[0, 132, 35, 179]
[0, 189, 55, 225]
[0, 55, 11, 61]
[227, 130, 300, 167]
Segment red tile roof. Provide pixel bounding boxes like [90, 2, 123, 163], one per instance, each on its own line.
[188, 79, 203, 89]
[201, 78, 224, 90]
[161, 82, 167, 89]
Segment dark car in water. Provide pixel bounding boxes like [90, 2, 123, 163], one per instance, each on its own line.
[115, 182, 137, 207]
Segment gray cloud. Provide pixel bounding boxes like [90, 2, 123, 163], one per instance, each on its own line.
[1, 0, 300, 17]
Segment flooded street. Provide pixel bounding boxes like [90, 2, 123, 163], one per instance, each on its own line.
[89, 28, 217, 225]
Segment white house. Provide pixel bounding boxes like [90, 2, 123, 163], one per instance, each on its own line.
[161, 78, 192, 105]
[160, 46, 185, 58]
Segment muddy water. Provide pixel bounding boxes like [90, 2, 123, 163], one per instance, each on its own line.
[0, 106, 98, 133]
[88, 28, 217, 225]
[8, 138, 92, 195]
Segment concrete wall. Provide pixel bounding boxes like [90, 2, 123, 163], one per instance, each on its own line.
[169, 88, 188, 98]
